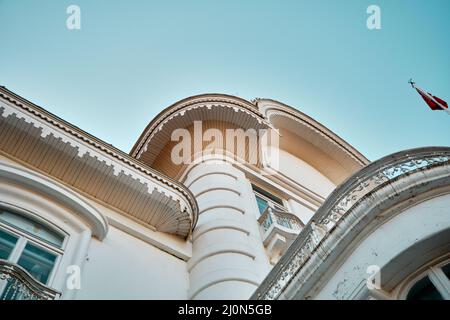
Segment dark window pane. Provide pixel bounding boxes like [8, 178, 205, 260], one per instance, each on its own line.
[17, 243, 57, 284]
[0, 228, 18, 260]
[406, 275, 443, 300]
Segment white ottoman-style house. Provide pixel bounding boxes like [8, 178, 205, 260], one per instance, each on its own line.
[0, 86, 448, 300]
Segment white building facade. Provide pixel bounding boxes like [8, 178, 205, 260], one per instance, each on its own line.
[0, 86, 448, 300]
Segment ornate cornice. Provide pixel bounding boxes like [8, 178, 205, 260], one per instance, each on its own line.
[130, 94, 271, 160]
[252, 146, 450, 300]
[267, 109, 367, 166]
[0, 87, 199, 236]
[257, 99, 370, 167]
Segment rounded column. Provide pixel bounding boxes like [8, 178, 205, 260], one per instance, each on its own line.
[185, 159, 270, 299]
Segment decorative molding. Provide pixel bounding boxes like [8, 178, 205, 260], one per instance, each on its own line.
[192, 220, 251, 241]
[199, 204, 245, 215]
[255, 97, 369, 169]
[252, 147, 450, 300]
[0, 88, 198, 230]
[187, 242, 257, 272]
[0, 161, 109, 240]
[0, 88, 199, 237]
[189, 274, 260, 300]
[186, 171, 238, 188]
[194, 187, 241, 198]
[265, 107, 368, 167]
[130, 95, 272, 160]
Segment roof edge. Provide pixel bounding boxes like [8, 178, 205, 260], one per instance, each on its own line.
[0, 86, 199, 232]
[129, 93, 262, 158]
[255, 98, 370, 166]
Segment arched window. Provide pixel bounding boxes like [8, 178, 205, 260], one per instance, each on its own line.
[406, 261, 450, 300]
[0, 209, 65, 299]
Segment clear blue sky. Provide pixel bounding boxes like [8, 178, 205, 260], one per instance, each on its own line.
[0, 0, 449, 160]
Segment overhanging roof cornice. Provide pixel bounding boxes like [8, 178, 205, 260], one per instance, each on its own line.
[0, 86, 198, 238]
[130, 94, 273, 163]
[256, 98, 370, 168]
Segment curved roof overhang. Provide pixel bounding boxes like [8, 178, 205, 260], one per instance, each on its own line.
[253, 146, 450, 300]
[0, 87, 198, 239]
[256, 99, 369, 183]
[130, 94, 274, 176]
[131, 94, 369, 184]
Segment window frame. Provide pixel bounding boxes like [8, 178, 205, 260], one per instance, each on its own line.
[0, 209, 67, 286]
[251, 184, 286, 215]
[401, 258, 450, 300]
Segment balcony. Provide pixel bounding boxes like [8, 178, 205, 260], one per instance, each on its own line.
[257, 207, 304, 264]
[0, 259, 60, 300]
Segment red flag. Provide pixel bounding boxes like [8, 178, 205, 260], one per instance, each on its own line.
[409, 80, 449, 114]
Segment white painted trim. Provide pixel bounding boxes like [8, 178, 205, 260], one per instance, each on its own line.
[429, 266, 450, 300]
[192, 219, 251, 241]
[0, 161, 108, 240]
[106, 214, 192, 261]
[187, 241, 257, 272]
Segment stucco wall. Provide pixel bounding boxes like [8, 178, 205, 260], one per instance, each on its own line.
[277, 149, 336, 198]
[77, 226, 189, 299]
[287, 199, 315, 223]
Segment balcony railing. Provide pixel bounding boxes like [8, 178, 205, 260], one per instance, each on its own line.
[0, 259, 60, 300]
[259, 207, 303, 234]
[258, 207, 304, 263]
